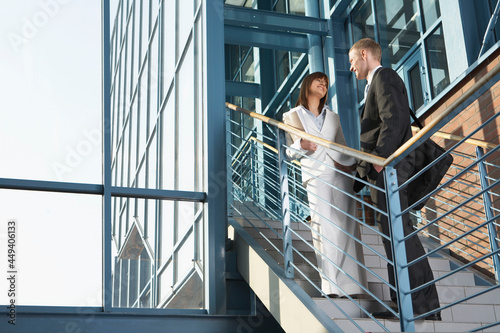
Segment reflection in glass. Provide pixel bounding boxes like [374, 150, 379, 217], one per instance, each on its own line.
[111, 198, 204, 309]
[427, 26, 450, 97]
[422, 0, 440, 31]
[351, 0, 376, 44]
[289, 0, 305, 15]
[351, 0, 374, 103]
[488, 0, 500, 44]
[242, 50, 255, 82]
[330, 0, 339, 10]
[226, 45, 254, 82]
[276, 50, 291, 88]
[376, 0, 421, 68]
[274, 0, 286, 13]
[409, 63, 424, 110]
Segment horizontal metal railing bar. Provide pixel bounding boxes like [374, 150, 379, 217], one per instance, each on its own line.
[418, 205, 490, 252]
[111, 187, 206, 201]
[410, 245, 500, 295]
[405, 213, 500, 272]
[404, 162, 500, 241]
[429, 190, 490, 231]
[230, 200, 283, 242]
[284, 145, 389, 219]
[287, 200, 392, 275]
[400, 178, 493, 248]
[0, 178, 206, 202]
[231, 177, 282, 214]
[471, 320, 500, 332]
[230, 136, 255, 167]
[229, 197, 284, 243]
[288, 260, 374, 332]
[288, 225, 388, 299]
[401, 141, 499, 215]
[226, 103, 387, 166]
[229, 154, 282, 193]
[228, 119, 278, 143]
[0, 177, 103, 194]
[288, 255, 374, 333]
[386, 62, 500, 166]
[411, 126, 499, 149]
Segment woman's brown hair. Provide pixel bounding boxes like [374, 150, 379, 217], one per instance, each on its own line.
[295, 72, 329, 111]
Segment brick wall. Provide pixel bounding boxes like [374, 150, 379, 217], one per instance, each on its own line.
[418, 47, 500, 277]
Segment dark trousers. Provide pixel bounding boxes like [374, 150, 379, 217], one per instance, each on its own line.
[370, 168, 440, 315]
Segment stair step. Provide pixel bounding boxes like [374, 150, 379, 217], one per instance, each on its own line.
[231, 201, 500, 331]
[331, 313, 488, 332]
[242, 225, 313, 242]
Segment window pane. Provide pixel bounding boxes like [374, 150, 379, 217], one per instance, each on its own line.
[241, 49, 255, 82]
[0, 190, 102, 306]
[177, 40, 195, 191]
[289, 0, 305, 15]
[489, 0, 500, 43]
[162, 0, 175, 96]
[273, 0, 286, 13]
[422, 0, 441, 31]
[276, 50, 290, 87]
[376, 0, 421, 68]
[427, 26, 450, 97]
[351, 0, 376, 44]
[0, 2, 101, 183]
[409, 63, 424, 110]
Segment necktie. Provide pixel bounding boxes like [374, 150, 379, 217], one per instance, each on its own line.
[364, 82, 370, 99]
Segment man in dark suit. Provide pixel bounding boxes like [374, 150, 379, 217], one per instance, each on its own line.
[349, 38, 441, 320]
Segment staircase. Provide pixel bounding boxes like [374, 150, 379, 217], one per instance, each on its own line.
[230, 200, 500, 332]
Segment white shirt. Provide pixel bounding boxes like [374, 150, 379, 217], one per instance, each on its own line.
[365, 65, 382, 98]
[302, 105, 327, 131]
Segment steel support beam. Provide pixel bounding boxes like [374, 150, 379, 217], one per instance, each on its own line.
[204, 0, 227, 315]
[225, 81, 261, 98]
[224, 5, 328, 35]
[224, 25, 309, 52]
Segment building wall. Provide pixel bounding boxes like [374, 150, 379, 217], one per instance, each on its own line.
[419, 46, 500, 276]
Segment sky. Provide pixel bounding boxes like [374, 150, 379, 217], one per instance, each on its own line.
[0, 1, 114, 307]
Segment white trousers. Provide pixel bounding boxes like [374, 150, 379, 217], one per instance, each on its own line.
[305, 168, 368, 296]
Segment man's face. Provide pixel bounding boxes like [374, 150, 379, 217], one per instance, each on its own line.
[349, 49, 368, 80]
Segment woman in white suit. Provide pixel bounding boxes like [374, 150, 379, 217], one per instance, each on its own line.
[282, 72, 367, 298]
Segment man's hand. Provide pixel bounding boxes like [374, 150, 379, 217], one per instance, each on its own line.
[300, 139, 317, 151]
[373, 164, 383, 173]
[334, 161, 356, 173]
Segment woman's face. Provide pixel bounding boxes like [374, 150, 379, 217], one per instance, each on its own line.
[308, 77, 328, 99]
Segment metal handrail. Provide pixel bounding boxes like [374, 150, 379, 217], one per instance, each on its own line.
[387, 61, 500, 165]
[225, 102, 386, 166]
[228, 60, 500, 169]
[411, 126, 498, 149]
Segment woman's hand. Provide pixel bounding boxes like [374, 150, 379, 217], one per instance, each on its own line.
[300, 139, 317, 151]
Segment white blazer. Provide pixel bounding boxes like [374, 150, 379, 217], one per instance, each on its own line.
[282, 105, 356, 185]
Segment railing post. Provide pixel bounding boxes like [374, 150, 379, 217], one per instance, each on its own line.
[277, 128, 294, 278]
[226, 109, 234, 215]
[250, 139, 257, 202]
[384, 166, 415, 332]
[476, 147, 500, 281]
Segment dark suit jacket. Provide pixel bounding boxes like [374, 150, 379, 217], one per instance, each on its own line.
[357, 67, 415, 181]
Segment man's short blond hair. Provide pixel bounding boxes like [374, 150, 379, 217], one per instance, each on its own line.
[350, 38, 382, 62]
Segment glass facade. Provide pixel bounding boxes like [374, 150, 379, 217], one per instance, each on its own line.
[348, 0, 450, 112]
[1, 0, 499, 329]
[110, 0, 206, 309]
[0, 1, 102, 307]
